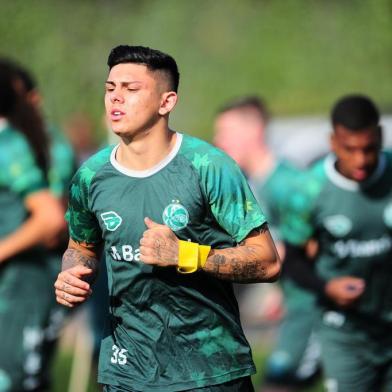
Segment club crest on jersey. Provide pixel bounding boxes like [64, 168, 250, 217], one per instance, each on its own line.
[162, 200, 189, 231]
[323, 215, 352, 237]
[383, 202, 392, 228]
[101, 211, 122, 231]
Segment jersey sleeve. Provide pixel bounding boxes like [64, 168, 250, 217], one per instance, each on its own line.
[48, 125, 77, 198]
[198, 152, 267, 243]
[4, 133, 47, 197]
[66, 165, 102, 244]
[279, 170, 322, 246]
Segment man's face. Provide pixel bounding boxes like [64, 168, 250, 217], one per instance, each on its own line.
[105, 63, 166, 138]
[331, 124, 381, 182]
[213, 109, 265, 169]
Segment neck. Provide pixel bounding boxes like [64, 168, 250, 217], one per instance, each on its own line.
[116, 125, 177, 171]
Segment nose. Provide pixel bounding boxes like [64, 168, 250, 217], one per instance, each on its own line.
[110, 89, 124, 104]
[354, 151, 370, 168]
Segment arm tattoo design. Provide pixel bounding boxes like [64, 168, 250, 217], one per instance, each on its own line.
[62, 248, 99, 283]
[205, 224, 273, 283]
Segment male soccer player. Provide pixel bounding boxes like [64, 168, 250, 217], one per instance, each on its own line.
[214, 97, 321, 391]
[54, 45, 281, 392]
[283, 95, 392, 391]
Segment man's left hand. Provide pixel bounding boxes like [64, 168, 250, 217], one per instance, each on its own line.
[139, 217, 179, 267]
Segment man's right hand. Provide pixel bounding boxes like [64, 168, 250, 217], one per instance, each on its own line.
[54, 265, 93, 308]
[325, 276, 365, 307]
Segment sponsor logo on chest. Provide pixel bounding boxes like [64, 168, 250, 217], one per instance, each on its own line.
[100, 211, 122, 231]
[101, 199, 190, 262]
[323, 213, 392, 258]
[323, 215, 352, 237]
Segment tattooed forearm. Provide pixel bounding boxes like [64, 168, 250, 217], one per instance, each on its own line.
[203, 225, 281, 283]
[62, 248, 99, 283]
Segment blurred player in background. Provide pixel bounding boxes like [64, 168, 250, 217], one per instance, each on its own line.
[55, 44, 281, 391]
[0, 61, 66, 391]
[283, 95, 392, 391]
[12, 60, 79, 380]
[214, 96, 321, 391]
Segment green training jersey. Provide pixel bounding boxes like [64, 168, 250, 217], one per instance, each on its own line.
[283, 153, 392, 328]
[0, 122, 55, 391]
[250, 161, 300, 242]
[47, 125, 76, 198]
[67, 133, 266, 391]
[0, 122, 47, 239]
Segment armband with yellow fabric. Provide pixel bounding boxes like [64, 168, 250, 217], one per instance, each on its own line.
[177, 240, 211, 274]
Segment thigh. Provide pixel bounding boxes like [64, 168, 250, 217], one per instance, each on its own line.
[0, 263, 54, 391]
[381, 360, 392, 391]
[102, 377, 254, 392]
[188, 376, 254, 392]
[319, 326, 377, 392]
[265, 281, 320, 381]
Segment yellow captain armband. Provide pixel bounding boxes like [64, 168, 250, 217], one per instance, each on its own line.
[177, 240, 211, 274]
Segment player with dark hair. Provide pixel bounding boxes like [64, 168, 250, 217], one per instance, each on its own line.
[54, 45, 281, 391]
[0, 61, 65, 391]
[214, 96, 321, 391]
[282, 94, 392, 391]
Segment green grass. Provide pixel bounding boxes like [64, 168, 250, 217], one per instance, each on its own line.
[52, 350, 99, 392]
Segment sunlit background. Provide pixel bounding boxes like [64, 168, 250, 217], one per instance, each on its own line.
[1, 1, 392, 391]
[1, 0, 391, 142]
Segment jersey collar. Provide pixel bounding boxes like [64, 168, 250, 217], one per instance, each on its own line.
[110, 132, 183, 178]
[325, 153, 386, 191]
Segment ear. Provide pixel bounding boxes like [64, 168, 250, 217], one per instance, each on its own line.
[330, 131, 337, 154]
[377, 125, 383, 148]
[159, 91, 178, 116]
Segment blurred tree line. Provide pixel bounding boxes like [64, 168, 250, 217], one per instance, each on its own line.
[0, 0, 391, 142]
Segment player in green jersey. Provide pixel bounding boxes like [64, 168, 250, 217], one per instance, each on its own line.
[0, 61, 65, 391]
[214, 96, 321, 391]
[283, 95, 392, 391]
[54, 45, 281, 392]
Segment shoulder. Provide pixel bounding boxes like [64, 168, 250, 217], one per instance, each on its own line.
[0, 125, 37, 167]
[73, 144, 114, 186]
[0, 125, 30, 152]
[286, 158, 328, 212]
[179, 133, 241, 173]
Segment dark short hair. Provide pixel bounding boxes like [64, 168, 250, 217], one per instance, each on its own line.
[331, 94, 380, 131]
[217, 95, 269, 122]
[107, 45, 180, 92]
[0, 60, 18, 116]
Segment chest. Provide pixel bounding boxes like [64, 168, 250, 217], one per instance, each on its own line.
[89, 167, 206, 246]
[314, 185, 392, 240]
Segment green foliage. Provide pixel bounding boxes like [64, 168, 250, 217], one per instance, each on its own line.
[1, 0, 391, 142]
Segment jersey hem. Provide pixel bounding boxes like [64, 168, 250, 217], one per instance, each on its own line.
[98, 365, 256, 391]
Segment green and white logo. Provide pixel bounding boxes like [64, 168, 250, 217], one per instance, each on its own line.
[162, 200, 189, 231]
[323, 215, 352, 237]
[383, 202, 392, 228]
[101, 211, 122, 231]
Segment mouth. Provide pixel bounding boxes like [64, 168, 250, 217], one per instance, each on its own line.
[110, 109, 125, 121]
[352, 168, 369, 181]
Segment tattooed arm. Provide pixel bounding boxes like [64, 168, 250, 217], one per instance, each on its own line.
[140, 218, 281, 283]
[54, 238, 102, 308]
[202, 224, 281, 283]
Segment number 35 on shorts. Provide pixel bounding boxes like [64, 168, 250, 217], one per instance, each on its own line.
[111, 344, 128, 365]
